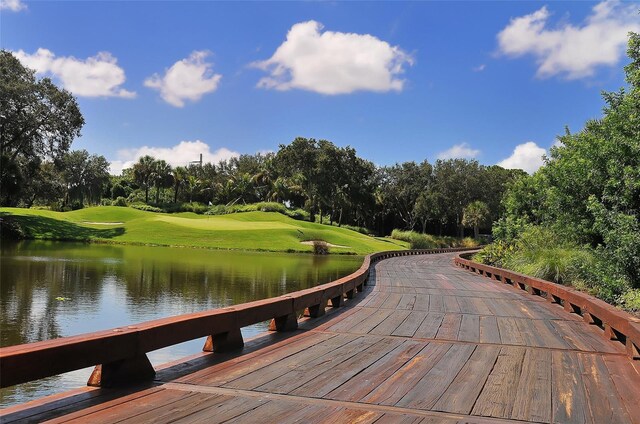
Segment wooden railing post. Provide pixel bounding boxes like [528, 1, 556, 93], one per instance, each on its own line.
[87, 353, 155, 388]
[306, 300, 327, 318]
[203, 327, 244, 353]
[330, 295, 343, 308]
[269, 313, 298, 332]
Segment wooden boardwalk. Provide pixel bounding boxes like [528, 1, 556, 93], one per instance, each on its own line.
[3, 252, 640, 423]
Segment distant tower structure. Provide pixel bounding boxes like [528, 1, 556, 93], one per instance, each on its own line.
[190, 154, 203, 167]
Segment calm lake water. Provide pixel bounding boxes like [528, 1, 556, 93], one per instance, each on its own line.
[0, 240, 363, 408]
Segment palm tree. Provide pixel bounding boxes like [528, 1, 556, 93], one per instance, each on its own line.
[186, 174, 202, 203]
[133, 155, 155, 203]
[172, 166, 188, 203]
[152, 160, 173, 204]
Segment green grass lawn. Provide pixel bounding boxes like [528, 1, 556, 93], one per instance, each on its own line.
[0, 206, 409, 255]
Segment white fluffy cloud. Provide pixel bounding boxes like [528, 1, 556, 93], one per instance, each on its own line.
[497, 141, 547, 174]
[109, 140, 239, 175]
[253, 21, 414, 95]
[144, 51, 222, 107]
[13, 48, 136, 98]
[497, 0, 640, 79]
[0, 0, 26, 11]
[436, 143, 481, 160]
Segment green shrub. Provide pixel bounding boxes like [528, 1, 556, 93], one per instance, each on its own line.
[390, 229, 477, 249]
[130, 203, 163, 213]
[0, 215, 26, 240]
[479, 224, 634, 309]
[204, 202, 309, 220]
[254, 202, 286, 213]
[621, 289, 640, 312]
[473, 240, 513, 267]
[112, 197, 127, 207]
[312, 240, 330, 255]
[172, 202, 208, 214]
[285, 208, 309, 221]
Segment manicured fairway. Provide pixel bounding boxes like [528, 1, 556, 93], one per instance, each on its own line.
[0, 207, 409, 255]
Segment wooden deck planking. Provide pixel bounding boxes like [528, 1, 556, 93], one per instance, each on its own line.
[3, 252, 639, 424]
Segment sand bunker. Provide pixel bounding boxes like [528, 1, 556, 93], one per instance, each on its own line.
[82, 221, 124, 225]
[300, 240, 350, 249]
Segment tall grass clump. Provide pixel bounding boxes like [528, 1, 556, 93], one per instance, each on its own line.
[391, 229, 478, 249]
[312, 240, 330, 255]
[475, 225, 632, 307]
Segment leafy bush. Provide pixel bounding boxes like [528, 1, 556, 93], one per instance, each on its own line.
[312, 240, 329, 255]
[204, 202, 309, 220]
[0, 215, 26, 240]
[477, 225, 633, 309]
[391, 229, 478, 249]
[621, 289, 640, 312]
[111, 197, 127, 207]
[130, 203, 163, 213]
[473, 240, 513, 267]
[161, 202, 209, 214]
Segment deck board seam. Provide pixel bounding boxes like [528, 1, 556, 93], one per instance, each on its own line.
[352, 306, 579, 321]
[160, 382, 546, 424]
[305, 329, 628, 357]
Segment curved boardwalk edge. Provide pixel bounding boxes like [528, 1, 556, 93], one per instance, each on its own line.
[3, 251, 640, 424]
[454, 252, 640, 360]
[0, 247, 475, 390]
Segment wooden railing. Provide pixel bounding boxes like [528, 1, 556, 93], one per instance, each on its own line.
[0, 247, 474, 389]
[454, 252, 640, 360]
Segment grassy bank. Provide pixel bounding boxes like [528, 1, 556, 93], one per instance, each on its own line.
[0, 206, 409, 255]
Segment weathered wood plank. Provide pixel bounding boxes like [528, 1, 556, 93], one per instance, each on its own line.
[392, 311, 429, 338]
[579, 353, 632, 424]
[432, 345, 500, 414]
[362, 343, 451, 405]
[551, 351, 588, 424]
[510, 348, 552, 423]
[471, 346, 526, 418]
[369, 310, 412, 336]
[326, 340, 425, 402]
[457, 314, 480, 343]
[414, 313, 445, 339]
[396, 343, 476, 410]
[435, 314, 461, 340]
[479, 316, 501, 344]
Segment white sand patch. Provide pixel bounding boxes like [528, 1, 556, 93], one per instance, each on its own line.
[300, 240, 350, 249]
[82, 221, 124, 225]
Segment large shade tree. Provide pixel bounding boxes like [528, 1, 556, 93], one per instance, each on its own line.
[0, 50, 84, 206]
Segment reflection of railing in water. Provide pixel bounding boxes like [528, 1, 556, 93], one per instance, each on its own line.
[0, 247, 475, 390]
[454, 252, 640, 361]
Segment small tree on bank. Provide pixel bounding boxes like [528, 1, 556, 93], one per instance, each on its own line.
[462, 200, 490, 239]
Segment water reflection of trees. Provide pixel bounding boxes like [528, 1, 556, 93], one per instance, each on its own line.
[1, 241, 361, 348]
[1, 247, 109, 347]
[1, 241, 361, 408]
[117, 250, 361, 313]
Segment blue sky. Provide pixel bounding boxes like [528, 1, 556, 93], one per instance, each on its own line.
[2, 0, 639, 174]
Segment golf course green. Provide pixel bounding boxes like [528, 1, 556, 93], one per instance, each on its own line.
[0, 206, 409, 255]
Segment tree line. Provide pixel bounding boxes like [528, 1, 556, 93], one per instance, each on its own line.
[477, 33, 640, 309]
[1, 49, 523, 237]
